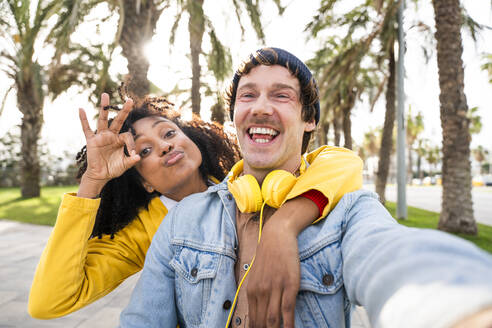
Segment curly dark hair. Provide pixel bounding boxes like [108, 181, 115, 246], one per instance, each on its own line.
[76, 95, 240, 238]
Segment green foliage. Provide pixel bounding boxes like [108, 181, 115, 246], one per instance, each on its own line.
[207, 26, 232, 82]
[306, 0, 397, 131]
[461, 6, 492, 42]
[48, 43, 121, 105]
[468, 106, 482, 135]
[482, 53, 492, 83]
[386, 201, 492, 254]
[0, 129, 22, 187]
[242, 0, 265, 42]
[0, 128, 78, 188]
[47, 0, 105, 63]
[406, 106, 424, 147]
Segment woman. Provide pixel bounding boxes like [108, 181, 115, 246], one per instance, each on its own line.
[28, 93, 363, 319]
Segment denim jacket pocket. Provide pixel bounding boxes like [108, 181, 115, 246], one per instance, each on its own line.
[171, 246, 219, 326]
[296, 240, 344, 327]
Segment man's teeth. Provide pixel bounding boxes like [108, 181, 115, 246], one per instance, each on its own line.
[248, 127, 278, 136]
[255, 139, 269, 143]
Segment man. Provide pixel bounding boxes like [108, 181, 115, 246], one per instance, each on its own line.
[120, 48, 492, 327]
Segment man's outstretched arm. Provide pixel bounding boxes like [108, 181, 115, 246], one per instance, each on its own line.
[341, 191, 492, 328]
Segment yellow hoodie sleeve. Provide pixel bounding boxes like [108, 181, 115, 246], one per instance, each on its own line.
[28, 193, 167, 319]
[285, 145, 363, 223]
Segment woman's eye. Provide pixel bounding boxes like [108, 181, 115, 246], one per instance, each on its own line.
[164, 130, 176, 138]
[139, 147, 151, 157]
[276, 93, 289, 99]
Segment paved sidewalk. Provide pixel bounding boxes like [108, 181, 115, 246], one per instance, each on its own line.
[0, 219, 371, 327]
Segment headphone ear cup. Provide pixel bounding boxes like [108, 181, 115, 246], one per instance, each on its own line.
[228, 175, 263, 213]
[261, 170, 297, 208]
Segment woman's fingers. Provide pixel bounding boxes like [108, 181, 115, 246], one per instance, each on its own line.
[120, 132, 140, 168]
[97, 93, 110, 132]
[78, 108, 94, 140]
[110, 99, 133, 133]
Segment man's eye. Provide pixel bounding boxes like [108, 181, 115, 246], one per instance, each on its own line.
[139, 147, 151, 157]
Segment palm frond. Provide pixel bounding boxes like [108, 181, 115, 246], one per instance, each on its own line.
[0, 84, 14, 117]
[461, 6, 491, 42]
[169, 6, 185, 45]
[242, 0, 265, 42]
[206, 22, 232, 82]
[231, 0, 246, 38]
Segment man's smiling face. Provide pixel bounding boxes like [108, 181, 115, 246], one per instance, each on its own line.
[233, 64, 315, 178]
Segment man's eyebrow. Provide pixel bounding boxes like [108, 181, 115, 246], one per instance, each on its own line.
[236, 82, 299, 95]
[271, 83, 299, 95]
[134, 119, 168, 141]
[236, 83, 256, 93]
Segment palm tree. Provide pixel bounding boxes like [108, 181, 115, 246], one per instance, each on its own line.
[118, 0, 166, 97]
[415, 138, 427, 180]
[1, 0, 125, 197]
[432, 0, 476, 234]
[424, 144, 440, 178]
[49, 0, 169, 98]
[0, 0, 66, 197]
[406, 107, 424, 181]
[473, 146, 488, 174]
[169, 0, 284, 117]
[307, 0, 399, 203]
[375, 34, 396, 204]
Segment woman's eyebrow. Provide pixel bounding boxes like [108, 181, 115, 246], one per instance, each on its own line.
[134, 119, 169, 141]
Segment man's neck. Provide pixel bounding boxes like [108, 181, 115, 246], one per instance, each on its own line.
[242, 158, 302, 186]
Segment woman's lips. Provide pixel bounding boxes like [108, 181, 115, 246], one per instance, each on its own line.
[164, 151, 184, 166]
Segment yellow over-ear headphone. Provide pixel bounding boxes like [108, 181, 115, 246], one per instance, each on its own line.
[224, 158, 307, 327]
[227, 158, 306, 213]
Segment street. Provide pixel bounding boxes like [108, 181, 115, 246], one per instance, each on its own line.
[368, 185, 492, 226]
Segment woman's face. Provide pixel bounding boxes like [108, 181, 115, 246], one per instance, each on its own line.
[132, 116, 206, 201]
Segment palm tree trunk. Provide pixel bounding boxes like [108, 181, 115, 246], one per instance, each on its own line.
[376, 42, 396, 204]
[320, 121, 329, 145]
[188, 0, 205, 116]
[417, 154, 422, 179]
[342, 105, 352, 149]
[333, 113, 341, 147]
[17, 78, 43, 198]
[210, 101, 225, 125]
[433, 0, 476, 234]
[119, 0, 162, 98]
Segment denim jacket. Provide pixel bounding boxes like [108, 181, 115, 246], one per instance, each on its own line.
[120, 184, 492, 328]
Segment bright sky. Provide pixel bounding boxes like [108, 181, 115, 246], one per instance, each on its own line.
[0, 0, 491, 161]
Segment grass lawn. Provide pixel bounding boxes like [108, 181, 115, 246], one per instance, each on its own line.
[0, 185, 77, 226]
[1, 186, 491, 254]
[386, 202, 492, 254]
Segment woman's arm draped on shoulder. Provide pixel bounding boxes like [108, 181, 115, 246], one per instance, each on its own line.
[286, 145, 363, 222]
[28, 194, 166, 319]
